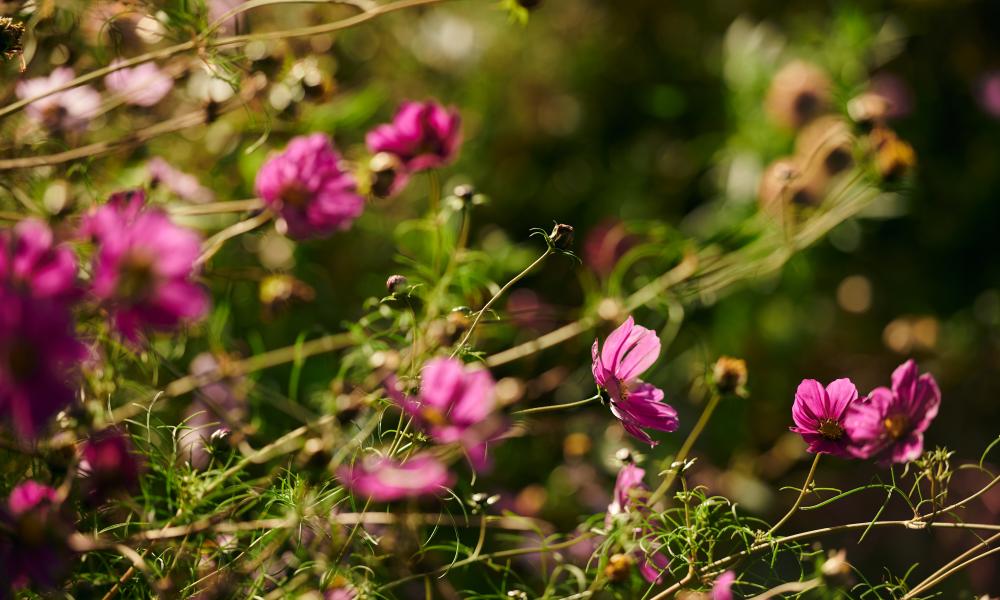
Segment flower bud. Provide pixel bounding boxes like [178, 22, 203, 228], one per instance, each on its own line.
[604, 553, 634, 582]
[386, 274, 408, 294]
[795, 116, 854, 177]
[712, 356, 748, 396]
[847, 92, 891, 125]
[549, 223, 574, 249]
[765, 60, 832, 129]
[820, 549, 853, 586]
[369, 152, 404, 198]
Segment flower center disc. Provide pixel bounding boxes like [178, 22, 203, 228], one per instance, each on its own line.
[883, 413, 908, 439]
[818, 418, 844, 440]
[279, 183, 312, 207]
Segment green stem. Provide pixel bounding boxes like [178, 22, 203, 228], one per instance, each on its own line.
[512, 394, 600, 416]
[647, 391, 722, 505]
[766, 453, 822, 536]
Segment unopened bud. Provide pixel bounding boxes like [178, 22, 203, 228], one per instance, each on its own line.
[712, 356, 748, 395]
[604, 553, 634, 582]
[549, 223, 574, 249]
[820, 549, 852, 586]
[847, 92, 890, 125]
[386, 274, 408, 294]
[369, 152, 404, 198]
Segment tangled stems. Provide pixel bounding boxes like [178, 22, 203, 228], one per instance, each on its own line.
[766, 453, 822, 536]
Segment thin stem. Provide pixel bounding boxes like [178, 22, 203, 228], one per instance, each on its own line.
[168, 199, 264, 216]
[748, 579, 821, 600]
[766, 453, 822, 536]
[903, 545, 1000, 599]
[197, 211, 273, 265]
[648, 570, 695, 600]
[512, 394, 600, 416]
[647, 391, 722, 506]
[903, 531, 1000, 599]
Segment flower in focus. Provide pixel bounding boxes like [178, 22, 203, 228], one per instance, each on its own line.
[0, 218, 77, 300]
[104, 60, 173, 107]
[0, 290, 86, 439]
[147, 157, 215, 204]
[789, 378, 862, 458]
[583, 219, 636, 279]
[0, 481, 73, 590]
[366, 100, 462, 193]
[845, 360, 940, 465]
[79, 428, 142, 502]
[712, 570, 736, 600]
[81, 190, 209, 342]
[179, 353, 248, 469]
[592, 316, 679, 446]
[255, 133, 365, 239]
[16, 67, 101, 133]
[385, 357, 505, 470]
[337, 453, 453, 502]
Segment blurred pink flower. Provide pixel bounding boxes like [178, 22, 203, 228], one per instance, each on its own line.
[592, 316, 678, 446]
[16, 67, 101, 132]
[104, 60, 173, 107]
[0, 218, 77, 300]
[977, 71, 1000, 119]
[583, 219, 636, 279]
[638, 549, 671, 584]
[845, 360, 940, 465]
[79, 428, 142, 502]
[255, 133, 364, 239]
[366, 100, 462, 194]
[148, 157, 215, 204]
[81, 189, 209, 342]
[869, 73, 913, 119]
[2, 480, 72, 589]
[324, 587, 358, 600]
[385, 357, 504, 470]
[789, 378, 862, 459]
[712, 570, 736, 600]
[606, 463, 647, 522]
[337, 453, 453, 502]
[209, 0, 247, 34]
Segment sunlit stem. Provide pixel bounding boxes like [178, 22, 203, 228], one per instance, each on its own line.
[766, 453, 822, 536]
[512, 394, 601, 416]
[748, 578, 821, 600]
[647, 391, 722, 506]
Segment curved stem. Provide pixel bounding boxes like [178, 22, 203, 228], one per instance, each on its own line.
[903, 545, 1000, 599]
[647, 391, 722, 506]
[766, 453, 822, 536]
[903, 531, 1000, 599]
[749, 578, 821, 600]
[197, 211, 273, 265]
[512, 394, 600, 416]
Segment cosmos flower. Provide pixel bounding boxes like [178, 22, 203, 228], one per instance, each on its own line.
[366, 100, 462, 194]
[606, 463, 648, 523]
[255, 133, 365, 239]
[79, 428, 142, 502]
[789, 378, 862, 459]
[16, 67, 101, 132]
[81, 190, 209, 342]
[845, 360, 940, 465]
[0, 218, 77, 300]
[337, 453, 453, 502]
[712, 570, 736, 600]
[0, 480, 73, 590]
[592, 316, 679, 446]
[385, 357, 505, 470]
[604, 463, 671, 584]
[104, 60, 174, 107]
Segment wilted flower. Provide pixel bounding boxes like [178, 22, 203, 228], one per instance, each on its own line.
[712, 570, 736, 600]
[81, 190, 209, 342]
[104, 60, 174, 107]
[148, 157, 215, 204]
[592, 316, 679, 446]
[79, 428, 142, 502]
[385, 357, 504, 470]
[765, 60, 831, 129]
[0, 481, 73, 590]
[337, 453, 453, 502]
[16, 67, 101, 132]
[368, 152, 405, 198]
[820, 549, 852, 585]
[366, 100, 462, 188]
[789, 378, 862, 458]
[255, 133, 365, 239]
[846, 360, 940, 465]
[0, 290, 85, 439]
[0, 218, 77, 301]
[795, 116, 854, 177]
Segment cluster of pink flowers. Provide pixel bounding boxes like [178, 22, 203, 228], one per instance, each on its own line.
[791, 359, 940, 465]
[0, 481, 74, 589]
[16, 67, 101, 133]
[605, 462, 672, 583]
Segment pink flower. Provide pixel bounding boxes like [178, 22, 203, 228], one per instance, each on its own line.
[366, 100, 462, 194]
[712, 570, 736, 600]
[845, 360, 940, 465]
[209, 0, 247, 34]
[0, 219, 77, 300]
[977, 71, 1000, 119]
[1, 481, 73, 589]
[606, 463, 647, 522]
[385, 357, 504, 470]
[104, 60, 174, 107]
[789, 378, 862, 459]
[325, 587, 358, 600]
[255, 133, 364, 239]
[583, 219, 636, 279]
[604, 463, 671, 583]
[79, 428, 142, 502]
[16, 67, 101, 132]
[592, 317, 679, 446]
[337, 453, 453, 502]
[81, 190, 209, 342]
[148, 157, 215, 204]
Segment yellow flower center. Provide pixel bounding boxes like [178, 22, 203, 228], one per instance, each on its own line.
[818, 418, 844, 440]
[883, 413, 908, 439]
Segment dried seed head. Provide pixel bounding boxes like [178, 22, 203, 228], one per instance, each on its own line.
[712, 356, 748, 395]
[796, 116, 855, 177]
[549, 223, 574, 248]
[0, 17, 25, 64]
[766, 60, 832, 129]
[604, 553, 634, 582]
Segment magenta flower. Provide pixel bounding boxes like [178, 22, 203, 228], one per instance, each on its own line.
[0, 219, 77, 300]
[606, 463, 647, 522]
[712, 570, 736, 600]
[16, 67, 101, 132]
[366, 100, 462, 193]
[592, 317, 679, 446]
[0, 290, 86, 439]
[1, 481, 73, 589]
[79, 428, 142, 502]
[845, 360, 940, 465]
[337, 453, 453, 502]
[255, 133, 364, 239]
[638, 549, 671, 585]
[81, 190, 209, 342]
[148, 157, 215, 203]
[104, 60, 174, 107]
[978, 71, 1000, 119]
[789, 378, 862, 458]
[385, 357, 504, 470]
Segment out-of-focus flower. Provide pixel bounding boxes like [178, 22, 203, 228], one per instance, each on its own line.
[147, 157, 215, 204]
[712, 570, 736, 600]
[638, 548, 671, 584]
[368, 152, 406, 198]
[584, 219, 636, 279]
[978, 71, 1000, 119]
[845, 360, 940, 465]
[870, 126, 915, 180]
[385, 274, 408, 294]
[104, 60, 173, 107]
[506, 289, 557, 332]
[0, 290, 85, 439]
[765, 60, 831, 129]
[712, 356, 748, 396]
[337, 453, 453, 502]
[789, 378, 862, 458]
[385, 357, 504, 470]
[325, 586, 358, 600]
[606, 463, 647, 523]
[0, 218, 77, 300]
[16, 67, 101, 132]
[0, 480, 73, 590]
[179, 353, 247, 469]
[820, 549, 852, 585]
[757, 157, 801, 217]
[592, 316, 679, 446]
[255, 133, 364, 239]
[795, 116, 854, 178]
[869, 73, 913, 120]
[604, 553, 634, 582]
[81, 190, 209, 342]
[79, 428, 141, 502]
[366, 100, 462, 193]
[208, 0, 247, 35]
